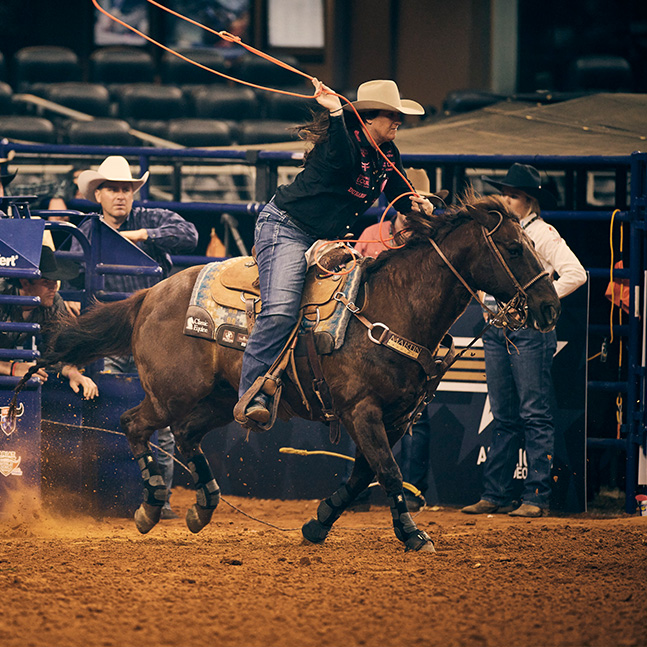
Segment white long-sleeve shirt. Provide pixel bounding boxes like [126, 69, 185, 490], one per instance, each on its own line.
[520, 212, 587, 299]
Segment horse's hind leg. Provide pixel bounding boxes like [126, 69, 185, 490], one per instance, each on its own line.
[120, 399, 170, 534]
[173, 395, 235, 533]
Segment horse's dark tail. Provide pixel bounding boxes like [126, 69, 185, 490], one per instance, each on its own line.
[47, 289, 149, 367]
[8, 289, 149, 418]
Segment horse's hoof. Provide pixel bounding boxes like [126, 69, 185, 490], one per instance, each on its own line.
[301, 518, 330, 544]
[404, 530, 436, 553]
[186, 503, 214, 534]
[134, 503, 161, 534]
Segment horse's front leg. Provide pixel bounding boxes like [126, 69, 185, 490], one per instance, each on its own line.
[302, 452, 376, 544]
[120, 400, 169, 534]
[303, 400, 434, 552]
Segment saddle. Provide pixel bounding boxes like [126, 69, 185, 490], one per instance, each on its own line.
[212, 255, 349, 331]
[211, 253, 358, 435]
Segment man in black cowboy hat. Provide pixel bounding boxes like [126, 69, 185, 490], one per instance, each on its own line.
[462, 163, 586, 518]
[0, 246, 98, 399]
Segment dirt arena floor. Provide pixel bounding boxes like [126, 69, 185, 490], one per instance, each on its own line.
[1, 486, 646, 647]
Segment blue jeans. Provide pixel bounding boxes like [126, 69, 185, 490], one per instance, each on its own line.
[481, 326, 557, 509]
[104, 355, 175, 509]
[239, 199, 317, 397]
[399, 407, 432, 495]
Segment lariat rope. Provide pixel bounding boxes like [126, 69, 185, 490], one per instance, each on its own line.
[91, 0, 428, 270]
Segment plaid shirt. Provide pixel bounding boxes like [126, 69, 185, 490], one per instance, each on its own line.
[70, 206, 198, 293]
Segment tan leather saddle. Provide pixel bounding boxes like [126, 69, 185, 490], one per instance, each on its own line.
[211, 255, 350, 328]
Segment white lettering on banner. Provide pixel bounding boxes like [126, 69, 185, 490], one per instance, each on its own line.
[0, 450, 22, 477]
[0, 255, 19, 267]
[185, 316, 209, 335]
[477, 446, 528, 479]
[513, 449, 528, 480]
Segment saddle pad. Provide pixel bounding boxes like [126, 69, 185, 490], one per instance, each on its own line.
[184, 259, 247, 341]
[185, 256, 364, 352]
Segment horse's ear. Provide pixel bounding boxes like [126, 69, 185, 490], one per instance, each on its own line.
[468, 205, 501, 231]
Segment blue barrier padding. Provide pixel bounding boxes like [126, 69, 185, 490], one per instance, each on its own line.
[0, 349, 40, 361]
[0, 295, 40, 307]
[0, 322, 39, 333]
[0, 387, 41, 516]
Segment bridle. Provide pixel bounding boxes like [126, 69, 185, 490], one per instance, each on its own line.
[428, 209, 549, 332]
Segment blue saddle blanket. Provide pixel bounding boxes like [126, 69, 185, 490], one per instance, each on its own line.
[183, 258, 364, 353]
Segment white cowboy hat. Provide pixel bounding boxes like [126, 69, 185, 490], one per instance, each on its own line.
[77, 155, 149, 202]
[345, 80, 424, 115]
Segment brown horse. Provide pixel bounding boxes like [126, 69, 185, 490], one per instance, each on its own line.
[15, 193, 560, 552]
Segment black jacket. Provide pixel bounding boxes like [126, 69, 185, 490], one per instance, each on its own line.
[274, 115, 413, 239]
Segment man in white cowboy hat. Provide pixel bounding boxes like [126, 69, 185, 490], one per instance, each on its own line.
[0, 246, 99, 399]
[74, 155, 198, 291]
[74, 155, 199, 519]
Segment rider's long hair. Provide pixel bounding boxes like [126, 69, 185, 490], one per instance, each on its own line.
[295, 109, 380, 161]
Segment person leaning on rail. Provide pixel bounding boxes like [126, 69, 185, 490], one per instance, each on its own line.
[72, 155, 199, 520]
[0, 246, 99, 399]
[461, 163, 586, 518]
[237, 78, 437, 425]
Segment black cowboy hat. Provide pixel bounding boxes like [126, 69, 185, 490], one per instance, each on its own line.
[39, 246, 80, 281]
[482, 163, 557, 210]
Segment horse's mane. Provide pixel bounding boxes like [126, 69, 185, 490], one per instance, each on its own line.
[364, 189, 509, 274]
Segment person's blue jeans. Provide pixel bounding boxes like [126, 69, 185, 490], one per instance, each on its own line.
[239, 199, 317, 397]
[481, 326, 557, 509]
[104, 355, 175, 510]
[399, 407, 431, 495]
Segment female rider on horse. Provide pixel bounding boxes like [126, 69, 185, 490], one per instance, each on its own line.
[237, 78, 436, 424]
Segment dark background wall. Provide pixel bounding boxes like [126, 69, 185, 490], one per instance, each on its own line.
[1, 0, 645, 113]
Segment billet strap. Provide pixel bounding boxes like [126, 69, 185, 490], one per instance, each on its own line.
[333, 292, 438, 380]
[245, 295, 258, 332]
[303, 329, 341, 444]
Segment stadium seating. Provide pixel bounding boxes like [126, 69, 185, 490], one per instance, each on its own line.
[13, 46, 82, 93]
[0, 115, 56, 143]
[190, 86, 259, 120]
[160, 48, 229, 87]
[65, 118, 134, 146]
[45, 82, 112, 117]
[90, 47, 156, 87]
[235, 119, 300, 145]
[230, 53, 306, 89]
[166, 118, 234, 147]
[567, 55, 634, 92]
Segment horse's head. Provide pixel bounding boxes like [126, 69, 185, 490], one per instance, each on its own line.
[402, 191, 560, 332]
[458, 193, 560, 331]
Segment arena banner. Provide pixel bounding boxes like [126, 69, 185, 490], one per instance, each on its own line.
[0, 387, 41, 517]
[41, 373, 144, 516]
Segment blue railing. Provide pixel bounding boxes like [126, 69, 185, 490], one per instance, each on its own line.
[0, 141, 644, 512]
